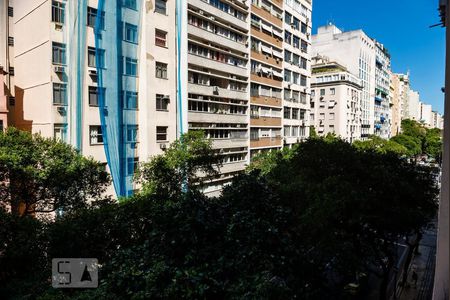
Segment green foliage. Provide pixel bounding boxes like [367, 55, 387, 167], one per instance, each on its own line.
[0, 134, 438, 299]
[0, 128, 111, 216]
[424, 128, 443, 158]
[136, 131, 221, 197]
[391, 134, 422, 157]
[353, 135, 408, 156]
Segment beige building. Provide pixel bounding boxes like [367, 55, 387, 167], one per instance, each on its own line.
[310, 56, 362, 142]
[407, 90, 421, 121]
[0, 0, 13, 130]
[390, 73, 402, 136]
[432, 111, 444, 129]
[420, 102, 433, 127]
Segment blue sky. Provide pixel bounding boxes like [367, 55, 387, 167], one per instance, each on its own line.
[312, 0, 446, 114]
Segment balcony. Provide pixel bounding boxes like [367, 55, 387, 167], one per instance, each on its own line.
[250, 136, 282, 148]
[212, 138, 248, 149]
[190, 0, 247, 31]
[250, 116, 282, 127]
[188, 24, 247, 54]
[250, 28, 282, 49]
[188, 53, 246, 76]
[251, 73, 282, 87]
[251, 95, 282, 107]
[188, 83, 248, 101]
[188, 111, 247, 124]
[251, 5, 282, 28]
[251, 50, 281, 68]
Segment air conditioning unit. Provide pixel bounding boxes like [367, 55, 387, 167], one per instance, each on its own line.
[160, 143, 167, 150]
[210, 16, 215, 21]
[54, 22, 63, 30]
[88, 69, 97, 76]
[199, 10, 204, 15]
[213, 86, 219, 93]
[54, 65, 65, 73]
[163, 95, 170, 101]
[56, 106, 66, 115]
[306, 17, 310, 23]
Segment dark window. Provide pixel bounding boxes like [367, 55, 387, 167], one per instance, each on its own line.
[156, 126, 168, 141]
[156, 94, 169, 110]
[124, 57, 138, 76]
[88, 47, 96, 67]
[89, 125, 103, 144]
[127, 157, 139, 175]
[8, 37, 14, 46]
[155, 62, 167, 79]
[52, 1, 65, 23]
[155, 29, 167, 47]
[123, 0, 137, 9]
[126, 125, 138, 142]
[123, 91, 138, 109]
[52, 42, 66, 65]
[8, 67, 14, 76]
[53, 83, 67, 105]
[9, 97, 15, 106]
[8, 7, 13, 17]
[124, 23, 138, 43]
[88, 86, 105, 106]
[87, 7, 104, 29]
[155, 0, 167, 14]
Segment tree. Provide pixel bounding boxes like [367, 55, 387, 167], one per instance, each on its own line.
[391, 134, 422, 157]
[136, 130, 221, 197]
[423, 128, 443, 159]
[0, 128, 110, 217]
[353, 135, 408, 156]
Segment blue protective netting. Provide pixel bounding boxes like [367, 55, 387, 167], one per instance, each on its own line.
[95, 0, 141, 197]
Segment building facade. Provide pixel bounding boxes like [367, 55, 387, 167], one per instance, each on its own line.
[310, 56, 362, 142]
[3, 0, 313, 198]
[420, 102, 433, 127]
[374, 41, 391, 138]
[312, 24, 375, 139]
[390, 73, 402, 136]
[407, 90, 421, 121]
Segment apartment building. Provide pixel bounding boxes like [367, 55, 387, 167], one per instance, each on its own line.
[397, 73, 410, 120]
[408, 90, 421, 121]
[312, 24, 375, 139]
[185, 0, 250, 196]
[390, 73, 402, 136]
[374, 41, 391, 138]
[420, 102, 433, 127]
[281, 0, 312, 146]
[310, 56, 362, 142]
[8, 0, 177, 197]
[249, 0, 284, 156]
[432, 110, 444, 129]
[0, 1, 13, 130]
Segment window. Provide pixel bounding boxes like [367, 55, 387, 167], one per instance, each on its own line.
[329, 113, 335, 120]
[292, 108, 299, 120]
[88, 47, 96, 67]
[123, 0, 137, 9]
[52, 1, 65, 23]
[9, 96, 15, 106]
[53, 83, 67, 105]
[155, 0, 167, 14]
[52, 42, 66, 65]
[284, 107, 291, 119]
[330, 88, 336, 95]
[284, 50, 291, 62]
[300, 57, 307, 69]
[156, 94, 169, 110]
[156, 62, 167, 79]
[54, 124, 67, 141]
[125, 23, 138, 43]
[125, 57, 138, 76]
[320, 89, 325, 96]
[89, 126, 103, 144]
[89, 86, 105, 106]
[8, 37, 14, 46]
[87, 7, 104, 29]
[127, 157, 139, 176]
[155, 29, 167, 47]
[8, 67, 14, 76]
[8, 6, 13, 17]
[0, 120, 4, 132]
[124, 91, 138, 109]
[300, 75, 307, 87]
[156, 126, 168, 141]
[126, 125, 138, 142]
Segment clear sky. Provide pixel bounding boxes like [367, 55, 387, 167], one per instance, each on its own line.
[312, 0, 446, 114]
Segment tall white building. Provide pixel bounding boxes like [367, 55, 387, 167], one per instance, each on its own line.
[374, 41, 391, 138]
[408, 90, 421, 121]
[420, 103, 433, 127]
[310, 56, 362, 142]
[312, 24, 375, 139]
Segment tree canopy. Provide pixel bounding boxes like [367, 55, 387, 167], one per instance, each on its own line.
[0, 128, 110, 217]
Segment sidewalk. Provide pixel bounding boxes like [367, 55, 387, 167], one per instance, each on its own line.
[397, 224, 437, 300]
